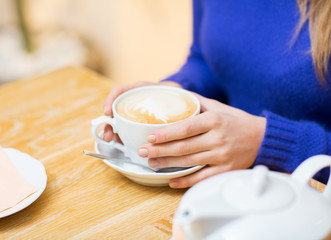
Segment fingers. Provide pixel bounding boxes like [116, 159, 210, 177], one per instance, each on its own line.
[103, 124, 122, 143]
[141, 129, 223, 159]
[193, 93, 230, 113]
[169, 165, 231, 188]
[103, 124, 114, 141]
[104, 81, 154, 116]
[147, 150, 216, 168]
[146, 112, 217, 145]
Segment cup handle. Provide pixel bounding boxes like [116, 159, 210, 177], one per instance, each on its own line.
[291, 155, 331, 203]
[91, 116, 129, 157]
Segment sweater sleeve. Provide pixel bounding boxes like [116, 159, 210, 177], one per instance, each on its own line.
[254, 110, 330, 184]
[162, 0, 227, 102]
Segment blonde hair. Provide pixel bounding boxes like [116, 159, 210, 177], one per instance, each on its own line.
[295, 0, 331, 85]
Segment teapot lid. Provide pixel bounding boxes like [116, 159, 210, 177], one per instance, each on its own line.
[221, 165, 295, 212]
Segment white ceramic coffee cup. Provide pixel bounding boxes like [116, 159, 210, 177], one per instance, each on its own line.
[91, 85, 201, 168]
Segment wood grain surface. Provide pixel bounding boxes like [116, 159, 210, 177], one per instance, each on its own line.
[0, 67, 186, 239]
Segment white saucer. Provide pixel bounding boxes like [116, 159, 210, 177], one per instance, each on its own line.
[0, 148, 47, 218]
[95, 142, 204, 187]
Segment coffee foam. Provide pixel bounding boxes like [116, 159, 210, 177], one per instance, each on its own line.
[116, 89, 197, 124]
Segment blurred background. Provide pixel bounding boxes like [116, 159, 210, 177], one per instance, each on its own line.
[0, 0, 192, 84]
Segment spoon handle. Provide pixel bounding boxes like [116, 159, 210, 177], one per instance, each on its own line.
[83, 150, 156, 172]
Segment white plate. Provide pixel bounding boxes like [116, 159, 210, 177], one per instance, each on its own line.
[95, 142, 204, 187]
[0, 148, 47, 218]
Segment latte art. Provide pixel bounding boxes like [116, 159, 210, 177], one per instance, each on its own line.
[116, 89, 197, 124]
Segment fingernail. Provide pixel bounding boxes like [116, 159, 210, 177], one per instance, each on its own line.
[169, 180, 178, 188]
[149, 159, 159, 168]
[147, 134, 156, 143]
[104, 105, 111, 115]
[138, 148, 148, 157]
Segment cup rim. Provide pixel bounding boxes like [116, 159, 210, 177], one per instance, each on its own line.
[112, 85, 201, 126]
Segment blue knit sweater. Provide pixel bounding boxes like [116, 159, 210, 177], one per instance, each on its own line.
[164, 0, 331, 183]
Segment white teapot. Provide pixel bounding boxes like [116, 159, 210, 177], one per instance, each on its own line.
[173, 155, 331, 240]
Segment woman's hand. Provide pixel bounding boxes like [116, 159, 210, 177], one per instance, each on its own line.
[103, 80, 182, 141]
[138, 94, 266, 188]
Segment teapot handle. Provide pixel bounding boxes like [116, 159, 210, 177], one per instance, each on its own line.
[291, 155, 331, 203]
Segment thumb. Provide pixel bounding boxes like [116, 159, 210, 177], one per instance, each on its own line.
[192, 92, 222, 112]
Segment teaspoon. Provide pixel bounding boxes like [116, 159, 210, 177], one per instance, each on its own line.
[83, 150, 187, 173]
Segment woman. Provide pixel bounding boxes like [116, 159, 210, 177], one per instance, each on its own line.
[103, 0, 331, 188]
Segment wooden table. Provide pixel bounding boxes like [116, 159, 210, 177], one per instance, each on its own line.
[0, 67, 186, 239]
[0, 67, 326, 239]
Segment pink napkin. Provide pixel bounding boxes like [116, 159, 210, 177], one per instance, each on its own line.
[0, 146, 37, 213]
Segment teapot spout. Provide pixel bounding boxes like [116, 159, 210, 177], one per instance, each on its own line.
[175, 205, 241, 240]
